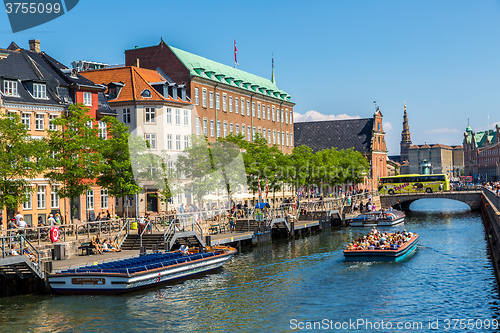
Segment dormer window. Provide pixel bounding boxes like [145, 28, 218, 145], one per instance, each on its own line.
[141, 89, 151, 98]
[33, 83, 46, 99]
[3, 80, 18, 96]
[83, 92, 92, 106]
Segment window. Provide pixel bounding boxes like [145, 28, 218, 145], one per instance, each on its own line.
[98, 120, 107, 139]
[268, 129, 271, 143]
[242, 124, 246, 138]
[202, 88, 207, 108]
[290, 133, 293, 147]
[3, 80, 18, 96]
[273, 130, 276, 144]
[210, 120, 214, 137]
[209, 91, 214, 109]
[286, 132, 289, 146]
[195, 117, 200, 135]
[167, 134, 172, 150]
[145, 133, 156, 150]
[21, 113, 30, 129]
[145, 107, 156, 123]
[176, 135, 181, 150]
[282, 132, 285, 146]
[247, 126, 251, 141]
[86, 120, 93, 129]
[235, 123, 239, 135]
[216, 92, 220, 110]
[262, 104, 265, 119]
[184, 135, 189, 149]
[87, 189, 94, 210]
[285, 110, 288, 124]
[223, 121, 228, 137]
[83, 92, 92, 106]
[101, 189, 108, 209]
[194, 87, 199, 106]
[222, 93, 227, 112]
[175, 109, 181, 125]
[252, 126, 256, 140]
[35, 114, 44, 130]
[217, 120, 221, 138]
[257, 102, 261, 118]
[183, 110, 189, 126]
[23, 190, 32, 210]
[229, 96, 233, 112]
[277, 108, 280, 122]
[290, 111, 293, 124]
[230, 122, 233, 134]
[252, 102, 255, 117]
[33, 83, 46, 99]
[268, 106, 271, 120]
[235, 97, 239, 114]
[203, 118, 208, 136]
[272, 106, 276, 121]
[122, 108, 131, 124]
[281, 109, 284, 123]
[166, 108, 172, 124]
[51, 185, 59, 208]
[37, 186, 46, 209]
[247, 101, 250, 116]
[241, 98, 245, 115]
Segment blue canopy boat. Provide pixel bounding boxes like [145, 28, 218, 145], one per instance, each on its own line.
[344, 234, 419, 262]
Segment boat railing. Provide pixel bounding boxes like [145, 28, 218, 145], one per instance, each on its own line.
[139, 218, 155, 248]
[115, 219, 131, 248]
[0, 235, 42, 273]
[163, 218, 177, 250]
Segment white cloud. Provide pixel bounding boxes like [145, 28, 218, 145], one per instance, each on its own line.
[383, 121, 393, 131]
[424, 128, 460, 134]
[294, 110, 361, 123]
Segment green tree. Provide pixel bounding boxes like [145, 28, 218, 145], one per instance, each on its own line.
[0, 113, 46, 213]
[97, 116, 141, 217]
[45, 104, 103, 222]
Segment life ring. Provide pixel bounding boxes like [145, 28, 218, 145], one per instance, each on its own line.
[50, 226, 59, 243]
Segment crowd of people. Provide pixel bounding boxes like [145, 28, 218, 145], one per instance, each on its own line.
[91, 235, 121, 254]
[345, 227, 415, 251]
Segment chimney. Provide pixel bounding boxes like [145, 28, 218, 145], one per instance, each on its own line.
[134, 58, 140, 68]
[29, 39, 40, 53]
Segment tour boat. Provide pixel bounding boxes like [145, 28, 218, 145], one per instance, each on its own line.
[343, 233, 419, 262]
[349, 210, 405, 227]
[48, 246, 237, 295]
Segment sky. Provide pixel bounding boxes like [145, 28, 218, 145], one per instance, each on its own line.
[1, 0, 499, 155]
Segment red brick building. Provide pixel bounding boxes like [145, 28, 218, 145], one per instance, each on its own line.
[125, 40, 295, 153]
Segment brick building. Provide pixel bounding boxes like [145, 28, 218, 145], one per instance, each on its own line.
[124, 40, 295, 153]
[293, 109, 388, 190]
[463, 123, 500, 182]
[407, 144, 464, 178]
[0, 40, 116, 226]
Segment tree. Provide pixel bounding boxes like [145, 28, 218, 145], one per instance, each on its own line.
[97, 116, 141, 217]
[0, 113, 46, 213]
[45, 104, 104, 222]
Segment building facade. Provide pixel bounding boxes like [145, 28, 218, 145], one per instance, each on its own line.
[463, 124, 500, 182]
[407, 144, 464, 178]
[81, 66, 193, 216]
[0, 40, 116, 226]
[124, 40, 295, 153]
[293, 109, 388, 190]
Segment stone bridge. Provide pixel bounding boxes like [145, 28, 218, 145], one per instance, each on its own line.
[379, 190, 483, 211]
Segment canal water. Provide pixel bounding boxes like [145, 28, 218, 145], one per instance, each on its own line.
[0, 199, 498, 332]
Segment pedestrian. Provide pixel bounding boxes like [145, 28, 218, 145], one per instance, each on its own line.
[14, 211, 23, 225]
[47, 214, 56, 226]
[55, 212, 61, 224]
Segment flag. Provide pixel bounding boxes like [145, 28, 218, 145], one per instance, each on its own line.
[258, 178, 261, 197]
[265, 180, 269, 198]
[234, 39, 238, 67]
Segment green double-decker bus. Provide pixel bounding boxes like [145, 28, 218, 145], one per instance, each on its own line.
[378, 174, 450, 195]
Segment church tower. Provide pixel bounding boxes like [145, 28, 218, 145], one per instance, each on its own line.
[400, 102, 412, 162]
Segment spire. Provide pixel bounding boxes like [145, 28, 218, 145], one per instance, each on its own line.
[271, 53, 275, 85]
[400, 101, 412, 162]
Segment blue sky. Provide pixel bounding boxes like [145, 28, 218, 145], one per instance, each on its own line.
[1, 0, 499, 154]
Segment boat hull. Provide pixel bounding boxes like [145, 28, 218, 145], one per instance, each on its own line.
[344, 235, 419, 262]
[48, 249, 236, 295]
[349, 216, 405, 227]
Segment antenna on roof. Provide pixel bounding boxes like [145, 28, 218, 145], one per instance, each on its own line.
[373, 100, 379, 111]
[271, 53, 275, 85]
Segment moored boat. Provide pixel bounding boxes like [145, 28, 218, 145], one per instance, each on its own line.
[349, 210, 405, 227]
[344, 233, 419, 262]
[48, 246, 237, 295]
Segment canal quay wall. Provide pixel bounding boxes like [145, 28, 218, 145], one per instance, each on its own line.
[480, 190, 500, 294]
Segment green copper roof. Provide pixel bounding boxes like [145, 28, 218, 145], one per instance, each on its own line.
[463, 128, 497, 147]
[169, 46, 291, 102]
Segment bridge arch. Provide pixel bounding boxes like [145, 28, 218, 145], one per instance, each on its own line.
[379, 191, 482, 211]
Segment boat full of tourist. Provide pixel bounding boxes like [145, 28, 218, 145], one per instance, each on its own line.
[349, 209, 405, 227]
[48, 246, 237, 295]
[343, 228, 418, 262]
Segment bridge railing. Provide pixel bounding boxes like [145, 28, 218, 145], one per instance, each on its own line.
[484, 189, 500, 211]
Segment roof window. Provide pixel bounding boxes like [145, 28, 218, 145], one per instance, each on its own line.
[141, 89, 152, 98]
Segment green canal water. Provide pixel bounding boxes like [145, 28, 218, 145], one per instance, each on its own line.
[0, 199, 498, 332]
